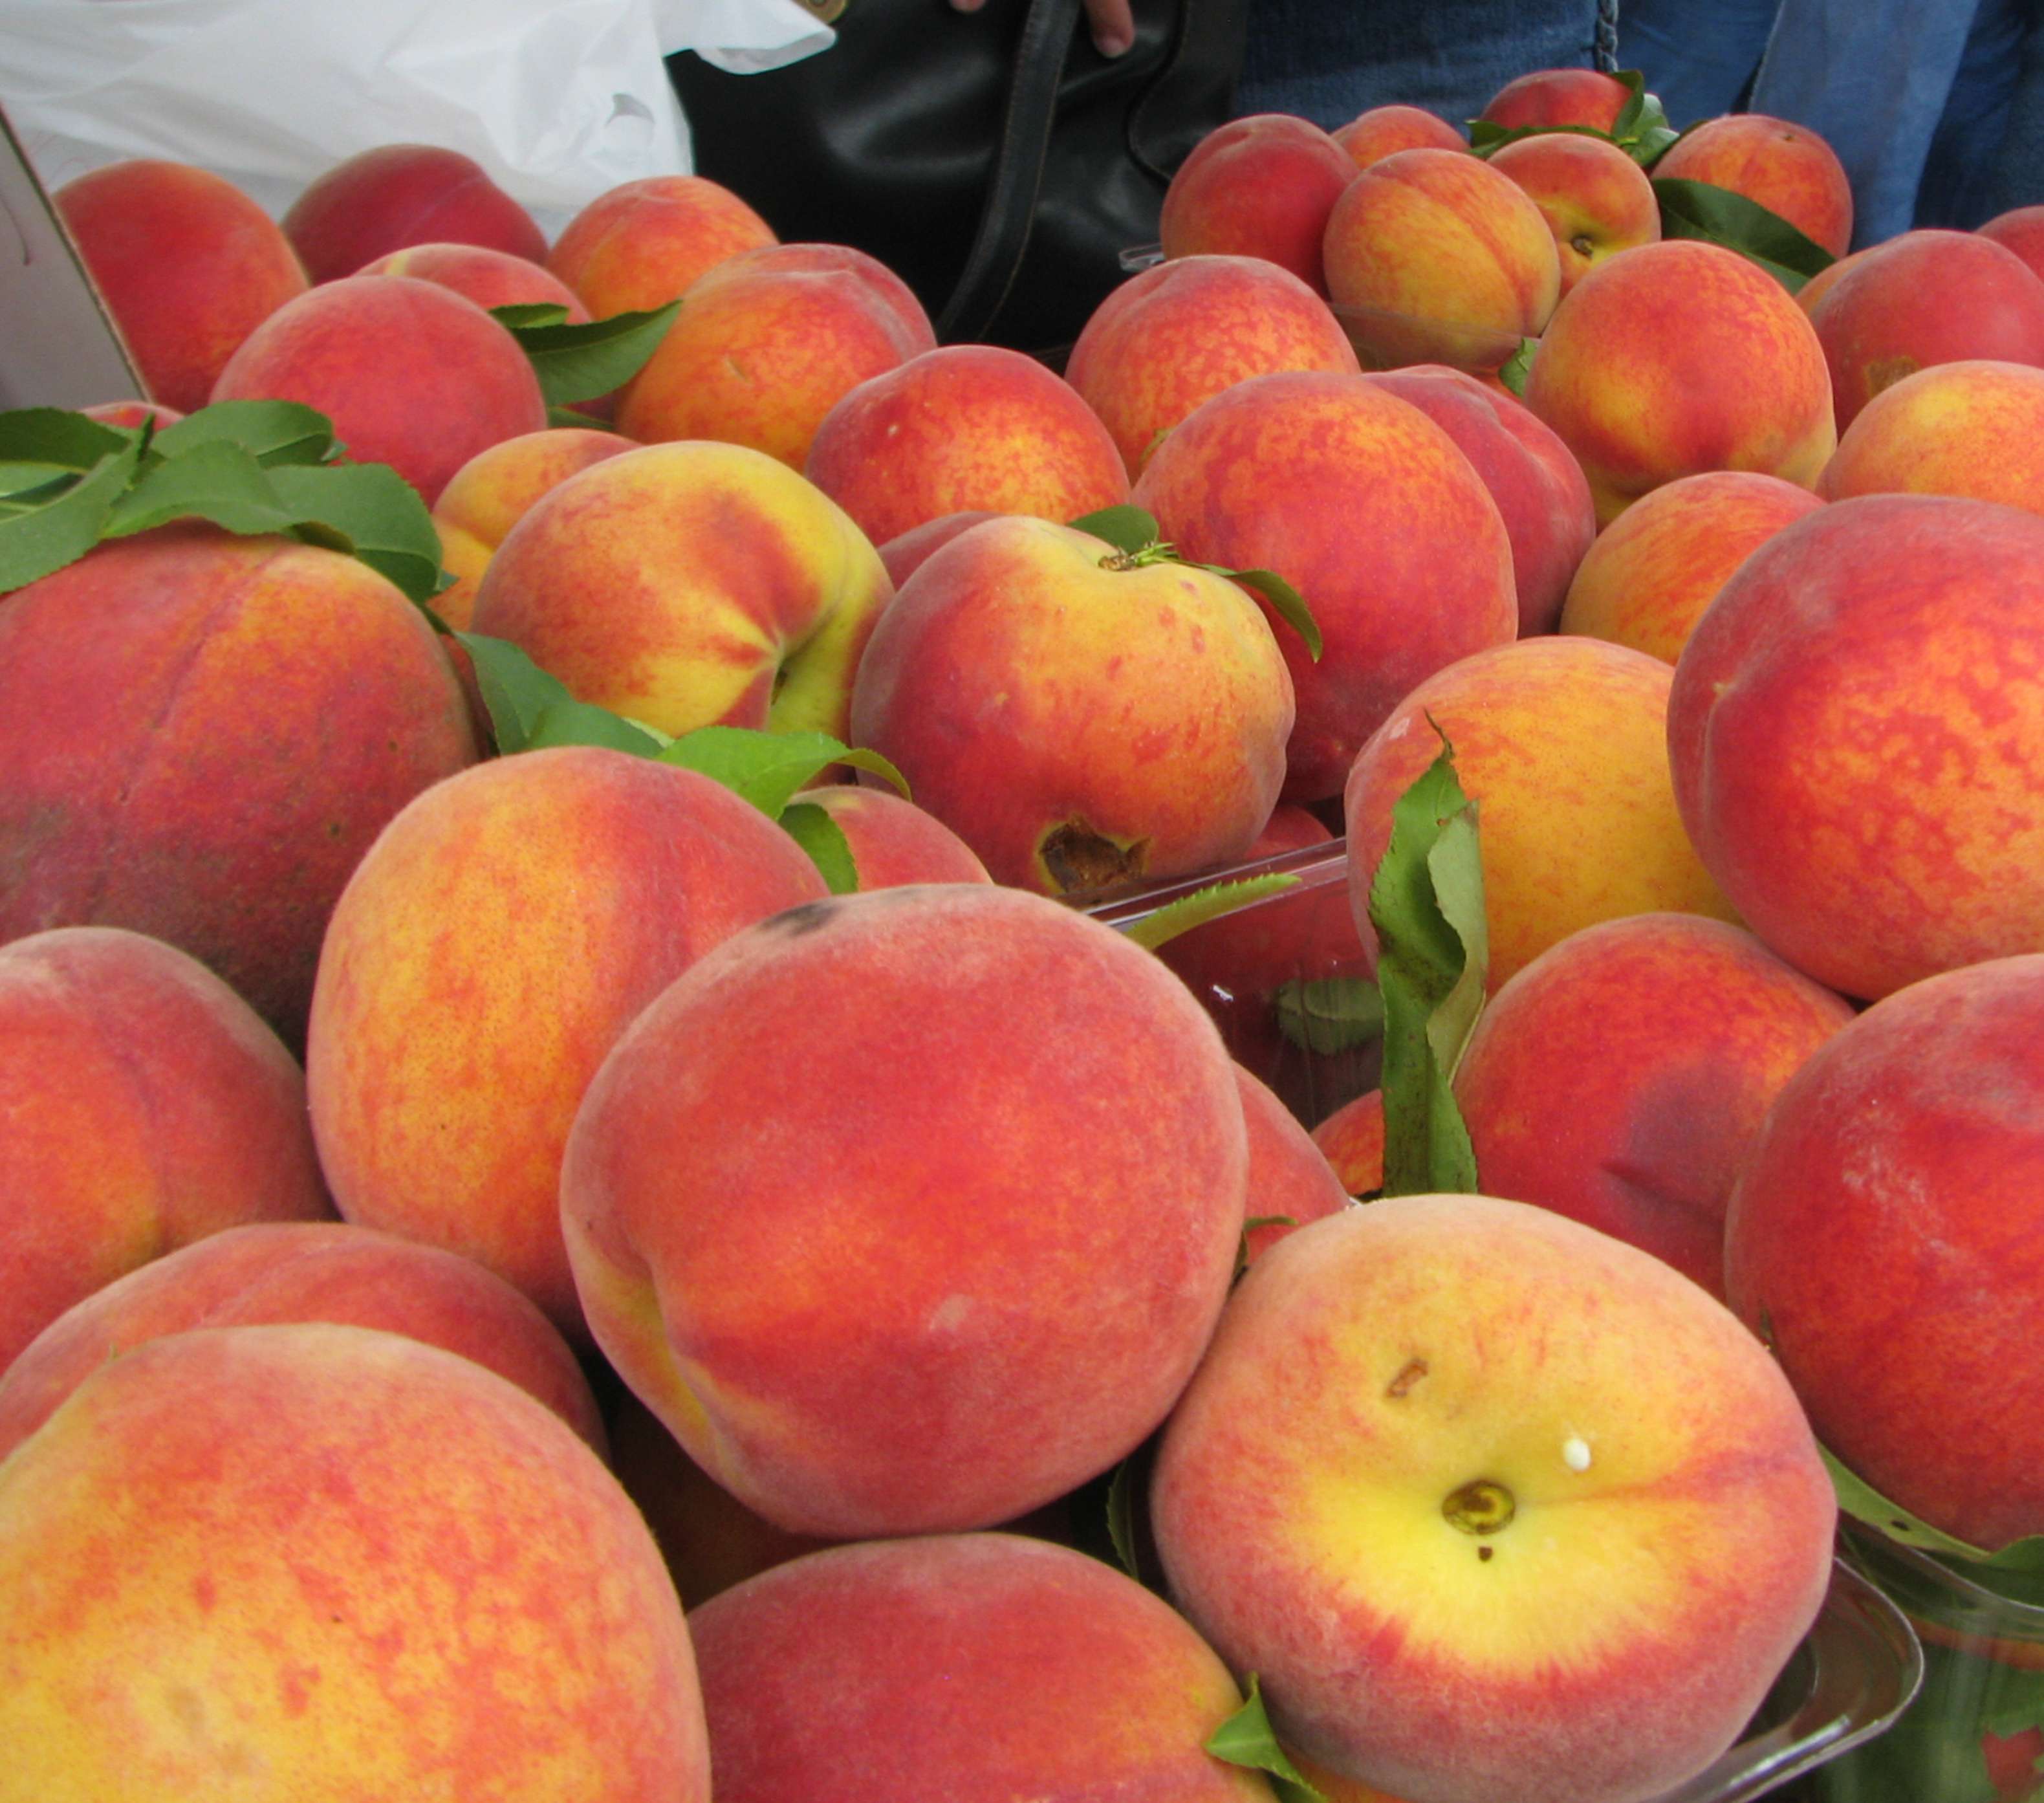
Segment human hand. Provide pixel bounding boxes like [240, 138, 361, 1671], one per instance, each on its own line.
[948, 0, 1135, 58]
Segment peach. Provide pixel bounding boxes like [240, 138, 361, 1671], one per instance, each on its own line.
[78, 400, 184, 430]
[1235, 1064, 1352, 1264]
[54, 158, 309, 413]
[615, 243, 936, 468]
[876, 508, 1001, 586]
[354, 240, 591, 319]
[794, 785, 992, 888]
[1725, 954, 2044, 1549]
[305, 746, 827, 1337]
[1523, 238, 1836, 523]
[1477, 67, 1634, 133]
[688, 1534, 1276, 1803]
[1793, 243, 1871, 318]
[0, 928, 329, 1375]
[1310, 1086, 1384, 1195]
[1806, 228, 2044, 432]
[1321, 148, 1561, 369]
[0, 1221, 603, 1460]
[283, 144, 547, 282]
[0, 524, 479, 1045]
[1978, 204, 2044, 284]
[1150, 1196, 1838, 1803]
[1063, 254, 1361, 477]
[1666, 493, 2044, 1000]
[1356, 364, 1596, 635]
[560, 883, 1248, 1538]
[846, 514, 1294, 894]
[1158, 114, 1359, 294]
[210, 274, 549, 506]
[803, 344, 1130, 547]
[1453, 912, 1854, 1297]
[1653, 113, 1854, 257]
[429, 426, 636, 628]
[1333, 104, 1468, 169]
[1557, 469, 1826, 663]
[1819, 358, 2044, 518]
[469, 439, 892, 741]
[545, 173, 777, 318]
[1486, 131, 1661, 298]
[0, 1322, 710, 1800]
[1343, 635, 1738, 994]
[1132, 369, 1518, 802]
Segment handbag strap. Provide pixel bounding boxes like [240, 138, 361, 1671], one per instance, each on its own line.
[936, 0, 1086, 343]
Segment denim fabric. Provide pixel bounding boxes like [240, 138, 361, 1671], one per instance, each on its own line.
[1618, 0, 1780, 125]
[1235, 0, 1602, 131]
[1979, 2, 2044, 216]
[1917, 0, 2034, 224]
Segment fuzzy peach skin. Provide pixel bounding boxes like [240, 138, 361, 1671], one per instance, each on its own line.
[1979, 205, 2044, 283]
[1452, 912, 1854, 1298]
[54, 160, 308, 414]
[430, 427, 636, 628]
[1653, 114, 1854, 257]
[211, 274, 548, 507]
[306, 747, 826, 1337]
[1321, 148, 1562, 366]
[1235, 1064, 1352, 1265]
[1333, 105, 1467, 169]
[803, 344, 1130, 548]
[468, 439, 893, 741]
[1667, 493, 2044, 1001]
[1149, 1196, 1838, 1803]
[0, 928, 330, 1376]
[546, 173, 777, 318]
[688, 1533, 1277, 1803]
[0, 1221, 602, 1460]
[846, 515, 1294, 895]
[1557, 469, 1825, 664]
[793, 786, 992, 888]
[0, 1322, 710, 1803]
[560, 883, 1248, 1539]
[876, 509, 1002, 586]
[1344, 636, 1737, 994]
[1158, 114, 1358, 295]
[1523, 239, 1836, 525]
[615, 244, 936, 468]
[355, 241, 592, 320]
[0, 524, 479, 1047]
[1133, 369, 1518, 803]
[1357, 365, 1596, 635]
[1476, 67, 1633, 132]
[1487, 131, 1662, 298]
[1806, 228, 2044, 432]
[1725, 955, 2044, 1551]
[1309, 1087, 1384, 1195]
[1064, 254, 1361, 478]
[1818, 358, 2044, 518]
[283, 144, 547, 283]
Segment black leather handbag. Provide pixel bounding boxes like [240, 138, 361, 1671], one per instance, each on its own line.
[666, 0, 1247, 356]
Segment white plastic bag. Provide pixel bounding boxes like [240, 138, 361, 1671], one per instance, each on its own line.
[0, 0, 834, 228]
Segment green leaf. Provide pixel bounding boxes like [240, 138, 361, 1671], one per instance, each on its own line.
[1471, 71, 1677, 168]
[1069, 503, 1160, 556]
[1653, 176, 1836, 292]
[524, 697, 663, 756]
[1205, 1676, 1327, 1803]
[490, 303, 574, 331]
[1497, 336, 1538, 399]
[779, 800, 862, 894]
[151, 399, 339, 467]
[1121, 873, 1299, 953]
[0, 411, 143, 593]
[453, 631, 576, 756]
[1822, 1447, 2044, 1577]
[1222, 567, 1322, 663]
[1981, 1666, 2044, 1743]
[100, 437, 299, 539]
[495, 301, 684, 406]
[1367, 721, 1486, 1198]
[545, 404, 621, 433]
[263, 461, 448, 603]
[1105, 1457, 1140, 1580]
[657, 725, 909, 818]
[1272, 976, 1384, 1055]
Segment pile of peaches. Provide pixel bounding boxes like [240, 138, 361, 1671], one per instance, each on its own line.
[6, 55, 2044, 1803]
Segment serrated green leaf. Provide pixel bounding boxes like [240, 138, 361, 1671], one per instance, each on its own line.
[151, 399, 339, 467]
[779, 800, 861, 894]
[1105, 1457, 1139, 1579]
[1823, 1447, 2044, 1577]
[1272, 976, 1384, 1055]
[453, 631, 575, 755]
[263, 461, 448, 602]
[1368, 722, 1485, 1197]
[1122, 873, 1299, 953]
[524, 697, 663, 756]
[1653, 176, 1835, 292]
[100, 437, 298, 540]
[497, 301, 683, 406]
[1472, 71, 1674, 169]
[0, 462, 83, 501]
[657, 725, 909, 817]
[1471, 118, 1620, 156]
[0, 407, 133, 467]
[1069, 503, 1160, 555]
[1205, 1676, 1326, 1803]
[1498, 336, 1538, 398]
[0, 414, 142, 593]
[1225, 567, 1322, 662]
[490, 302, 574, 331]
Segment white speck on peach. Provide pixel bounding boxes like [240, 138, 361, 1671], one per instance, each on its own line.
[928, 1295, 973, 1333]
[1563, 1435, 1592, 1472]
